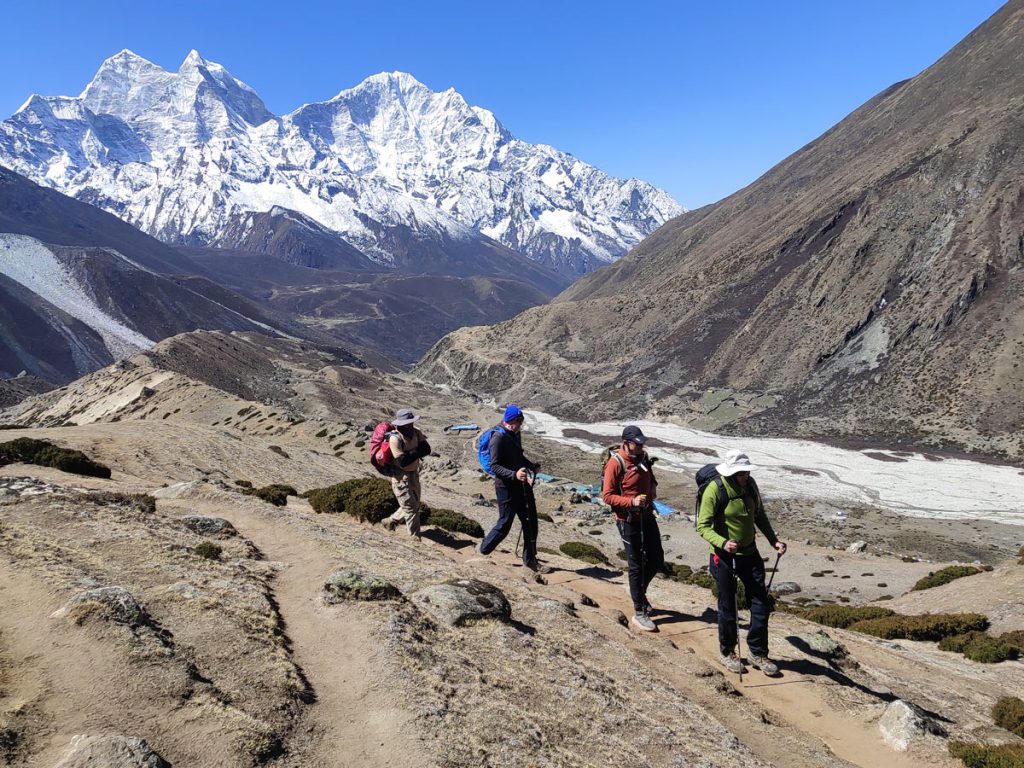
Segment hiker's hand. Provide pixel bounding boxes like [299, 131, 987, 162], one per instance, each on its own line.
[723, 539, 739, 554]
[515, 468, 528, 482]
[774, 541, 787, 556]
[397, 451, 416, 468]
[632, 494, 648, 508]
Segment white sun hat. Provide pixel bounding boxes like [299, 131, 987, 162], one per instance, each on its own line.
[715, 449, 760, 476]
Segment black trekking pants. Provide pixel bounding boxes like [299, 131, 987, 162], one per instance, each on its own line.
[616, 512, 664, 613]
[710, 550, 771, 658]
[480, 481, 537, 565]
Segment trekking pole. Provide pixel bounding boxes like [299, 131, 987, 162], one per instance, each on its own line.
[732, 555, 743, 683]
[515, 469, 535, 560]
[766, 552, 781, 593]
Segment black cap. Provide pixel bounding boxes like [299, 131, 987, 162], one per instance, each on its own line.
[621, 425, 647, 445]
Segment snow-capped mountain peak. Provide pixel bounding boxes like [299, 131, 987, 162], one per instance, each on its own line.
[1, 52, 683, 277]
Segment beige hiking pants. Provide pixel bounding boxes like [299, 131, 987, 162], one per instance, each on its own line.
[386, 471, 421, 535]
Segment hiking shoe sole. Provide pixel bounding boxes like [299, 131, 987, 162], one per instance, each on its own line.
[749, 656, 780, 676]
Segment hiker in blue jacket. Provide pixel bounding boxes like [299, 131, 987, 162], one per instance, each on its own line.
[477, 405, 546, 572]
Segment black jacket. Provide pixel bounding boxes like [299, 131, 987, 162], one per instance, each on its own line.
[489, 428, 538, 484]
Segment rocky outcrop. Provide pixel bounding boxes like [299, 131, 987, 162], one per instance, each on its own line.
[878, 700, 946, 752]
[410, 579, 511, 626]
[53, 735, 170, 767]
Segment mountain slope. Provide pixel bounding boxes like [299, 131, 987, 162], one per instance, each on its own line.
[417, 0, 1024, 459]
[0, 52, 682, 278]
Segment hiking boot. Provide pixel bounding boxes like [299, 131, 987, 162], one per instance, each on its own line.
[720, 652, 744, 674]
[631, 612, 657, 632]
[524, 558, 551, 574]
[749, 655, 780, 676]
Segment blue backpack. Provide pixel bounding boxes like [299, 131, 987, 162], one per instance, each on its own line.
[476, 425, 506, 476]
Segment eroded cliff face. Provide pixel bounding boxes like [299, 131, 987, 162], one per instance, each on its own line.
[416, 2, 1024, 458]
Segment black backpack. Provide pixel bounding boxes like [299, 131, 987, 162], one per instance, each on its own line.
[694, 464, 758, 528]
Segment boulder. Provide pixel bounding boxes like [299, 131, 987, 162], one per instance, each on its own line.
[52, 587, 148, 628]
[773, 581, 801, 595]
[181, 515, 237, 537]
[410, 579, 510, 626]
[789, 630, 847, 660]
[54, 735, 170, 767]
[324, 570, 400, 602]
[847, 541, 868, 553]
[879, 700, 945, 751]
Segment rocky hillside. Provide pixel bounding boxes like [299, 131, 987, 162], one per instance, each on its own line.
[417, 1, 1024, 459]
[1, 330, 1022, 767]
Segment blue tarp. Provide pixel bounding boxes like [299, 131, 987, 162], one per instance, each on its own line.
[444, 424, 479, 432]
[653, 500, 678, 517]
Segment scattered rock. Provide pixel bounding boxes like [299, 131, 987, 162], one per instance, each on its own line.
[789, 631, 847, 659]
[538, 599, 575, 616]
[773, 581, 801, 595]
[579, 593, 598, 608]
[613, 610, 629, 627]
[54, 735, 169, 767]
[181, 515, 237, 538]
[410, 579, 511, 626]
[847, 541, 868, 553]
[52, 587, 148, 628]
[324, 570, 401, 602]
[879, 700, 946, 751]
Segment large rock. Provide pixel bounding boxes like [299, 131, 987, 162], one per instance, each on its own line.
[54, 735, 170, 767]
[773, 581, 801, 595]
[789, 631, 847, 660]
[181, 515, 237, 538]
[52, 587, 148, 628]
[410, 579, 511, 626]
[847, 541, 868, 553]
[323, 570, 400, 602]
[879, 699, 945, 751]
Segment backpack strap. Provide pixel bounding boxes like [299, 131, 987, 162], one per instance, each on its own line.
[610, 451, 626, 496]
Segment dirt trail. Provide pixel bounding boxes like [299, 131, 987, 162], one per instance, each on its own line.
[180, 498, 433, 768]
[441, 544, 955, 768]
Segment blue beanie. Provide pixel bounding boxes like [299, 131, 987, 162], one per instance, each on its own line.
[503, 404, 524, 422]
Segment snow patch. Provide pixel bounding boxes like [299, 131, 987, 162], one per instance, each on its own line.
[0, 234, 154, 359]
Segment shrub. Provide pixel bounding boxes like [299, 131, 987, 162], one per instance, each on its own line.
[194, 542, 222, 560]
[537, 512, 553, 523]
[559, 541, 609, 565]
[850, 612, 988, 641]
[687, 570, 715, 590]
[87, 492, 157, 515]
[940, 633, 1019, 664]
[801, 605, 895, 629]
[993, 697, 1024, 738]
[244, 484, 297, 507]
[315, 428, 328, 438]
[588, 529, 603, 535]
[663, 563, 693, 582]
[234, 479, 253, 489]
[0, 437, 111, 478]
[421, 506, 484, 538]
[305, 477, 397, 523]
[948, 741, 1024, 768]
[999, 630, 1024, 650]
[912, 565, 982, 591]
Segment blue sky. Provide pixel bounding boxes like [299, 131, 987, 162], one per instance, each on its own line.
[0, 0, 1006, 207]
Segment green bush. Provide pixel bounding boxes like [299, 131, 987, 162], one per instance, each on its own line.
[421, 506, 484, 538]
[0, 437, 112, 478]
[801, 605, 895, 629]
[559, 541, 609, 565]
[940, 633, 1019, 664]
[993, 697, 1024, 738]
[663, 563, 693, 582]
[234, 479, 253, 489]
[912, 565, 982, 591]
[88, 492, 157, 515]
[315, 428, 328, 438]
[244, 484, 297, 506]
[850, 612, 988, 641]
[194, 541, 222, 560]
[687, 570, 715, 590]
[305, 477, 397, 523]
[999, 630, 1024, 650]
[948, 741, 1024, 768]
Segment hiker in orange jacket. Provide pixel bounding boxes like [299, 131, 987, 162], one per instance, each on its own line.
[603, 425, 663, 632]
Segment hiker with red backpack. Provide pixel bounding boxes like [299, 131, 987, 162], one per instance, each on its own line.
[377, 408, 431, 536]
[603, 425, 664, 632]
[696, 450, 786, 676]
[476, 405, 546, 572]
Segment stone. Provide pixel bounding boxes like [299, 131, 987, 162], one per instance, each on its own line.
[847, 541, 868, 553]
[790, 630, 847, 659]
[54, 735, 170, 767]
[52, 587, 148, 628]
[181, 515, 237, 537]
[324, 570, 400, 602]
[879, 700, 945, 751]
[410, 579, 510, 626]
[773, 581, 802, 595]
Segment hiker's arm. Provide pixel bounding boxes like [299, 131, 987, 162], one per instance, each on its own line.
[488, 433, 517, 481]
[416, 436, 432, 458]
[696, 484, 727, 549]
[601, 460, 631, 509]
[754, 505, 779, 548]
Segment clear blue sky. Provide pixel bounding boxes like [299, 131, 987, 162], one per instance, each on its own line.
[0, 0, 1006, 207]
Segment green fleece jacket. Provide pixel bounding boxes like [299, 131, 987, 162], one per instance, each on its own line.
[696, 475, 778, 556]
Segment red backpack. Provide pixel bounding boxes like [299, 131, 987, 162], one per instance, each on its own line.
[369, 422, 397, 475]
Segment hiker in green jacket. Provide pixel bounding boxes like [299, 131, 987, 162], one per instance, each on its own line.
[697, 450, 786, 676]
